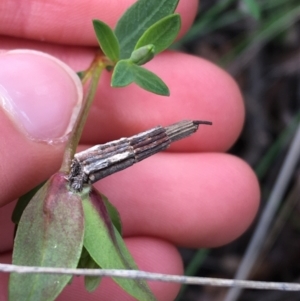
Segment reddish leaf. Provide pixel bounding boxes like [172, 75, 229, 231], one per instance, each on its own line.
[9, 172, 85, 301]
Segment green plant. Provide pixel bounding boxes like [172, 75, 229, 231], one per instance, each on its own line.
[9, 1, 182, 300]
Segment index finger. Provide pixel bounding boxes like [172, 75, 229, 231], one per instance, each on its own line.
[0, 0, 198, 45]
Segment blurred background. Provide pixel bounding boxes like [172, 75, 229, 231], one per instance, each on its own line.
[175, 0, 300, 300]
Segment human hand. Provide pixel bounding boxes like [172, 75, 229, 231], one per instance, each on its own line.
[0, 1, 260, 300]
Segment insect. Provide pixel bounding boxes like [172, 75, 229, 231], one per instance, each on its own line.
[68, 120, 212, 192]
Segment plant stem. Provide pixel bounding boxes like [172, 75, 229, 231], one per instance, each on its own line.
[60, 54, 107, 173]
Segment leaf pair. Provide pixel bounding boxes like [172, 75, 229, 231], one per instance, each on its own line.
[112, 60, 170, 96]
[10, 173, 157, 301]
[93, 0, 181, 96]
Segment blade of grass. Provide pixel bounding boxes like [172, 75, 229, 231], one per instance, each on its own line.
[224, 121, 300, 301]
[254, 176, 300, 274]
[173, 0, 238, 47]
[255, 111, 300, 179]
[173, 11, 244, 48]
[223, 4, 300, 73]
[175, 249, 209, 301]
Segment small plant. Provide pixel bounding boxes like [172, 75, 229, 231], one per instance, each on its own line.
[8, 1, 209, 300]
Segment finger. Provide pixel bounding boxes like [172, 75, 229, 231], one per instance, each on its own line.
[82, 51, 244, 152]
[0, 0, 198, 45]
[0, 50, 82, 206]
[0, 237, 182, 301]
[0, 45, 243, 151]
[93, 152, 260, 248]
[0, 35, 96, 72]
[0, 45, 244, 152]
[0, 153, 259, 251]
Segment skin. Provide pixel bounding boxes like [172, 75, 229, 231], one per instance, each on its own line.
[0, 1, 260, 300]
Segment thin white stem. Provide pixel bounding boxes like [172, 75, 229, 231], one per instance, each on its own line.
[224, 123, 300, 301]
[1, 263, 300, 291]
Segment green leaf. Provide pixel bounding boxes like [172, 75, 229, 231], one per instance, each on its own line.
[93, 19, 120, 63]
[85, 271, 102, 292]
[242, 0, 261, 20]
[11, 181, 45, 224]
[130, 44, 155, 66]
[101, 193, 122, 235]
[83, 188, 157, 301]
[78, 247, 102, 292]
[84, 258, 102, 292]
[131, 64, 169, 96]
[115, 0, 179, 59]
[135, 14, 181, 54]
[9, 173, 85, 301]
[112, 60, 169, 96]
[111, 60, 134, 87]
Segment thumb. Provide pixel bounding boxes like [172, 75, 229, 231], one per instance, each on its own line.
[0, 50, 83, 207]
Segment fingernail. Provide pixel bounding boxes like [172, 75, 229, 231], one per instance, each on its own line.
[0, 50, 82, 144]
